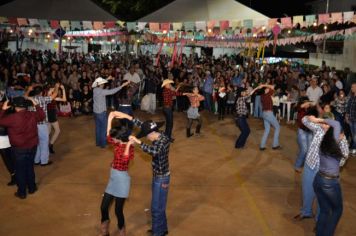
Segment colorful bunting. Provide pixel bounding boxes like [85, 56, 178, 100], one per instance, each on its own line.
[331, 13, 343, 23]
[293, 16, 304, 27]
[39, 19, 49, 29]
[17, 18, 28, 26]
[219, 20, 229, 31]
[268, 18, 278, 28]
[93, 21, 104, 30]
[195, 21, 206, 31]
[230, 20, 241, 29]
[318, 13, 330, 25]
[305, 15, 316, 26]
[105, 21, 116, 29]
[137, 22, 147, 31]
[172, 22, 182, 31]
[343, 11, 354, 23]
[28, 19, 40, 26]
[0, 16, 8, 23]
[126, 22, 136, 32]
[149, 23, 159, 32]
[71, 21, 82, 31]
[184, 22, 194, 31]
[82, 21, 93, 30]
[50, 20, 59, 29]
[207, 20, 217, 29]
[160, 23, 170, 32]
[60, 20, 70, 30]
[243, 19, 253, 29]
[281, 17, 292, 28]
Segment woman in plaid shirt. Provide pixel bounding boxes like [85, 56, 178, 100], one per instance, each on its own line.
[183, 86, 205, 137]
[98, 112, 135, 236]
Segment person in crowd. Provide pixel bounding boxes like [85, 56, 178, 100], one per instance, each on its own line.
[161, 79, 181, 142]
[98, 112, 135, 236]
[346, 82, 356, 155]
[26, 84, 59, 166]
[306, 76, 323, 104]
[259, 84, 281, 150]
[47, 84, 67, 154]
[81, 84, 93, 115]
[0, 97, 45, 199]
[92, 76, 129, 148]
[234, 86, 260, 149]
[302, 115, 349, 236]
[294, 98, 315, 173]
[116, 80, 139, 132]
[217, 82, 227, 120]
[144, 70, 160, 114]
[183, 86, 205, 137]
[114, 112, 170, 236]
[202, 71, 214, 112]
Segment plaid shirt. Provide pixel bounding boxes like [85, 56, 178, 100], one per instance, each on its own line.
[186, 93, 204, 108]
[32, 96, 52, 124]
[235, 96, 249, 116]
[346, 95, 356, 121]
[163, 88, 180, 107]
[107, 136, 134, 171]
[133, 118, 171, 176]
[302, 117, 349, 170]
[261, 90, 274, 111]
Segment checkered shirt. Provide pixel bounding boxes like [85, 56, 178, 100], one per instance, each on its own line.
[347, 95, 356, 121]
[133, 118, 171, 176]
[302, 117, 349, 170]
[31, 96, 52, 124]
[235, 96, 249, 116]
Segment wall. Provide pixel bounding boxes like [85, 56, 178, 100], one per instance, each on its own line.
[309, 40, 356, 71]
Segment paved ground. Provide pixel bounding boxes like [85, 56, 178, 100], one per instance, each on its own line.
[0, 110, 355, 236]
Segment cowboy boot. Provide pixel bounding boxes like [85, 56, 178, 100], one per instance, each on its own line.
[98, 220, 110, 236]
[118, 226, 126, 236]
[7, 173, 16, 186]
[186, 128, 193, 138]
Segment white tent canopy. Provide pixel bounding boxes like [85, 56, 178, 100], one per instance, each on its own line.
[0, 0, 117, 21]
[139, 0, 269, 22]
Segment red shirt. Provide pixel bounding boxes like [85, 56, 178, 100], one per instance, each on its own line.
[297, 107, 309, 131]
[0, 105, 45, 148]
[163, 88, 180, 107]
[261, 89, 274, 111]
[107, 136, 134, 171]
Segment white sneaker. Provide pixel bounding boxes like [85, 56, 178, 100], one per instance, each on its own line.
[351, 149, 356, 156]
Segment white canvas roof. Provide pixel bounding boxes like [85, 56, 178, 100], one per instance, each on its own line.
[0, 0, 117, 21]
[139, 0, 269, 22]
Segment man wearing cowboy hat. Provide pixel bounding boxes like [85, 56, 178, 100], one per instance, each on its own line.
[92, 76, 129, 148]
[0, 97, 45, 199]
[112, 111, 170, 236]
[161, 78, 181, 142]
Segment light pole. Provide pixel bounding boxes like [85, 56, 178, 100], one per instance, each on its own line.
[322, 0, 329, 57]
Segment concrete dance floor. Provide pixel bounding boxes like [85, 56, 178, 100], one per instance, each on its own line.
[1, 111, 355, 236]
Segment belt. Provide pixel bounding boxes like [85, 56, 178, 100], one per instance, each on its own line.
[153, 172, 170, 178]
[318, 171, 339, 179]
[119, 104, 131, 107]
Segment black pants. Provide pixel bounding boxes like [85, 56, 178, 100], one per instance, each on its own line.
[217, 98, 226, 117]
[12, 147, 37, 196]
[100, 192, 126, 229]
[187, 117, 202, 131]
[163, 107, 173, 139]
[0, 147, 15, 176]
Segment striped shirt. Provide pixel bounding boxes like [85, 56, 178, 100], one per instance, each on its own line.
[33, 96, 52, 124]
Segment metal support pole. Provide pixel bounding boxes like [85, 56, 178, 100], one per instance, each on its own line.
[322, 0, 329, 57]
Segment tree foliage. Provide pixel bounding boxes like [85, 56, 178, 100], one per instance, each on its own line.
[96, 0, 174, 21]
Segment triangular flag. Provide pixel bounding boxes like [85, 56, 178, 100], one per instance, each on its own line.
[127, 22, 136, 32]
[39, 19, 49, 29]
[160, 23, 170, 32]
[28, 19, 39, 26]
[17, 18, 28, 26]
[281, 17, 292, 28]
[305, 15, 316, 26]
[268, 18, 278, 28]
[105, 21, 116, 29]
[172, 22, 182, 31]
[60, 20, 70, 30]
[343, 11, 354, 23]
[293, 16, 304, 27]
[93, 21, 104, 30]
[243, 19, 253, 29]
[318, 13, 330, 25]
[331, 13, 342, 23]
[149, 23, 159, 31]
[219, 20, 229, 30]
[82, 21, 93, 30]
[50, 20, 59, 29]
[71, 21, 82, 31]
[138, 22, 147, 31]
[184, 22, 195, 31]
[195, 21, 206, 31]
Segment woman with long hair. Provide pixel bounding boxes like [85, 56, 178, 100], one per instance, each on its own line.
[98, 112, 135, 236]
[302, 115, 349, 236]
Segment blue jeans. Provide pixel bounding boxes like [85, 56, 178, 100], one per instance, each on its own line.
[295, 129, 313, 169]
[163, 107, 173, 139]
[313, 173, 343, 236]
[203, 92, 213, 112]
[151, 175, 170, 236]
[13, 147, 37, 196]
[254, 96, 262, 118]
[260, 111, 280, 148]
[350, 121, 356, 150]
[35, 124, 49, 164]
[118, 105, 134, 132]
[301, 164, 318, 217]
[235, 116, 250, 148]
[94, 112, 107, 148]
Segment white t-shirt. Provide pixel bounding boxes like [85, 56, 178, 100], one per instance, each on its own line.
[0, 135, 11, 149]
[306, 86, 323, 104]
[123, 72, 140, 84]
[335, 80, 343, 90]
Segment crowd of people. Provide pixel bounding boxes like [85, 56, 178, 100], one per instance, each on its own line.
[0, 48, 356, 236]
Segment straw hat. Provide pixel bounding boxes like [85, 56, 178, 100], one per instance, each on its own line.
[161, 79, 174, 88]
[92, 77, 108, 88]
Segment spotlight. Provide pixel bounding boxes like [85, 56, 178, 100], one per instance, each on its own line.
[313, 22, 317, 27]
[208, 28, 212, 33]
[163, 30, 167, 34]
[111, 39, 115, 43]
[47, 34, 50, 38]
[9, 29, 13, 33]
[262, 26, 266, 31]
[288, 30, 291, 34]
[324, 25, 327, 30]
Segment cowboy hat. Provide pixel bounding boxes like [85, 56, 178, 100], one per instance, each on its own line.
[92, 77, 108, 88]
[10, 96, 32, 108]
[161, 79, 174, 88]
[136, 120, 165, 138]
